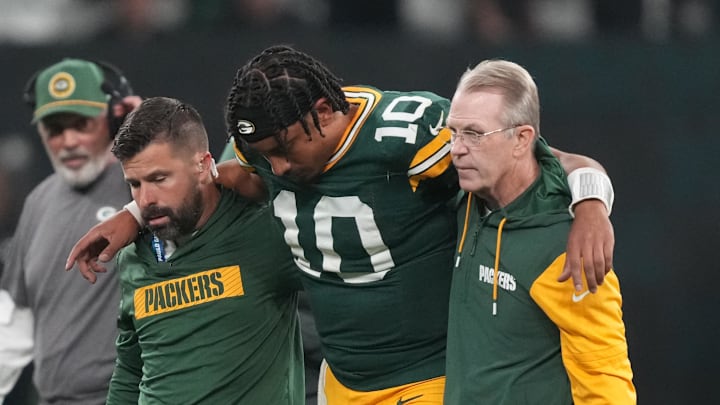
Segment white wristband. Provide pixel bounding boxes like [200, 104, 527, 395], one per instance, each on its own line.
[123, 201, 144, 226]
[567, 168, 614, 217]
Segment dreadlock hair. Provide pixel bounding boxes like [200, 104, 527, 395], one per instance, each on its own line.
[113, 97, 208, 162]
[225, 45, 350, 145]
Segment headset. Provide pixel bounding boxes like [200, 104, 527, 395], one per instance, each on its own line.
[23, 59, 134, 138]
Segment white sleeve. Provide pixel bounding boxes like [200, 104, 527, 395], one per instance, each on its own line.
[122, 201, 144, 226]
[0, 289, 34, 401]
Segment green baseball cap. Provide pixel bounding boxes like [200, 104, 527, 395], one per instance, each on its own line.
[31, 58, 109, 123]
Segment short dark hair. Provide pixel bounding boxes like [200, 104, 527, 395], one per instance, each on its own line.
[113, 97, 208, 161]
[225, 45, 350, 144]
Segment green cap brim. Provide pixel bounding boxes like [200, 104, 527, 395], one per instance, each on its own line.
[32, 100, 106, 123]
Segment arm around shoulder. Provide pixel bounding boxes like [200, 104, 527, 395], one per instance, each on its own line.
[549, 147, 614, 215]
[215, 160, 268, 202]
[550, 146, 615, 292]
[65, 208, 142, 283]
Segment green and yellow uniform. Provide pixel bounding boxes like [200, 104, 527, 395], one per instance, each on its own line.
[445, 145, 635, 404]
[107, 189, 304, 404]
[229, 86, 458, 393]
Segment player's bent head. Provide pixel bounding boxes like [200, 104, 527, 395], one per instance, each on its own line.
[113, 97, 208, 161]
[225, 45, 350, 145]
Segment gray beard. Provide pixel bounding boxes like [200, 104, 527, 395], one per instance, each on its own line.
[45, 144, 113, 189]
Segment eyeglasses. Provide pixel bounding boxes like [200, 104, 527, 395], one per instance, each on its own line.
[449, 125, 520, 147]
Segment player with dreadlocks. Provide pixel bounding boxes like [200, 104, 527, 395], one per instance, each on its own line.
[221, 45, 614, 404]
[67, 45, 616, 404]
[223, 47, 459, 402]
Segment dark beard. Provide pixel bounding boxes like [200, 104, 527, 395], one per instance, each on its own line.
[142, 191, 203, 241]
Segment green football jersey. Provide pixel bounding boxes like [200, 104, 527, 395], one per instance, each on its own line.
[231, 86, 459, 391]
[107, 189, 304, 404]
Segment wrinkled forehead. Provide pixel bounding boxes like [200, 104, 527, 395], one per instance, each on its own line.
[449, 90, 506, 125]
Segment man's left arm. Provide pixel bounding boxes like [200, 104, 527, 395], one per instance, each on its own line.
[550, 147, 615, 293]
[531, 255, 636, 405]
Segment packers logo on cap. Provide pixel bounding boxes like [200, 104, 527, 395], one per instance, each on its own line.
[48, 72, 76, 99]
[236, 120, 255, 135]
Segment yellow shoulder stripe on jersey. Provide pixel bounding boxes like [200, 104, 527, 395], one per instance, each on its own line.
[407, 127, 453, 191]
[133, 265, 244, 320]
[230, 137, 256, 172]
[325, 86, 383, 172]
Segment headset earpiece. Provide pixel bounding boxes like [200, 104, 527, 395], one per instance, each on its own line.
[94, 60, 134, 139]
[22, 69, 41, 110]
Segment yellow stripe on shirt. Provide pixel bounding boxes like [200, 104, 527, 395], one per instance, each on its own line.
[134, 266, 244, 319]
[529, 254, 636, 404]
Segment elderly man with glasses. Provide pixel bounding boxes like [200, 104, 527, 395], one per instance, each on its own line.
[444, 59, 635, 405]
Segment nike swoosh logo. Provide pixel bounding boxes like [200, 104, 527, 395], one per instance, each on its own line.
[428, 110, 444, 136]
[572, 290, 591, 303]
[397, 394, 424, 405]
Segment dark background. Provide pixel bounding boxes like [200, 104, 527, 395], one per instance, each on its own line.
[1, 18, 718, 405]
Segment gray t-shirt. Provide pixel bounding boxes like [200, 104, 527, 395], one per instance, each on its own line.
[1, 162, 130, 405]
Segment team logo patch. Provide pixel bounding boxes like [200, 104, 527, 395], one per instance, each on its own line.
[133, 265, 244, 319]
[48, 72, 76, 99]
[96, 206, 118, 222]
[236, 120, 255, 135]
